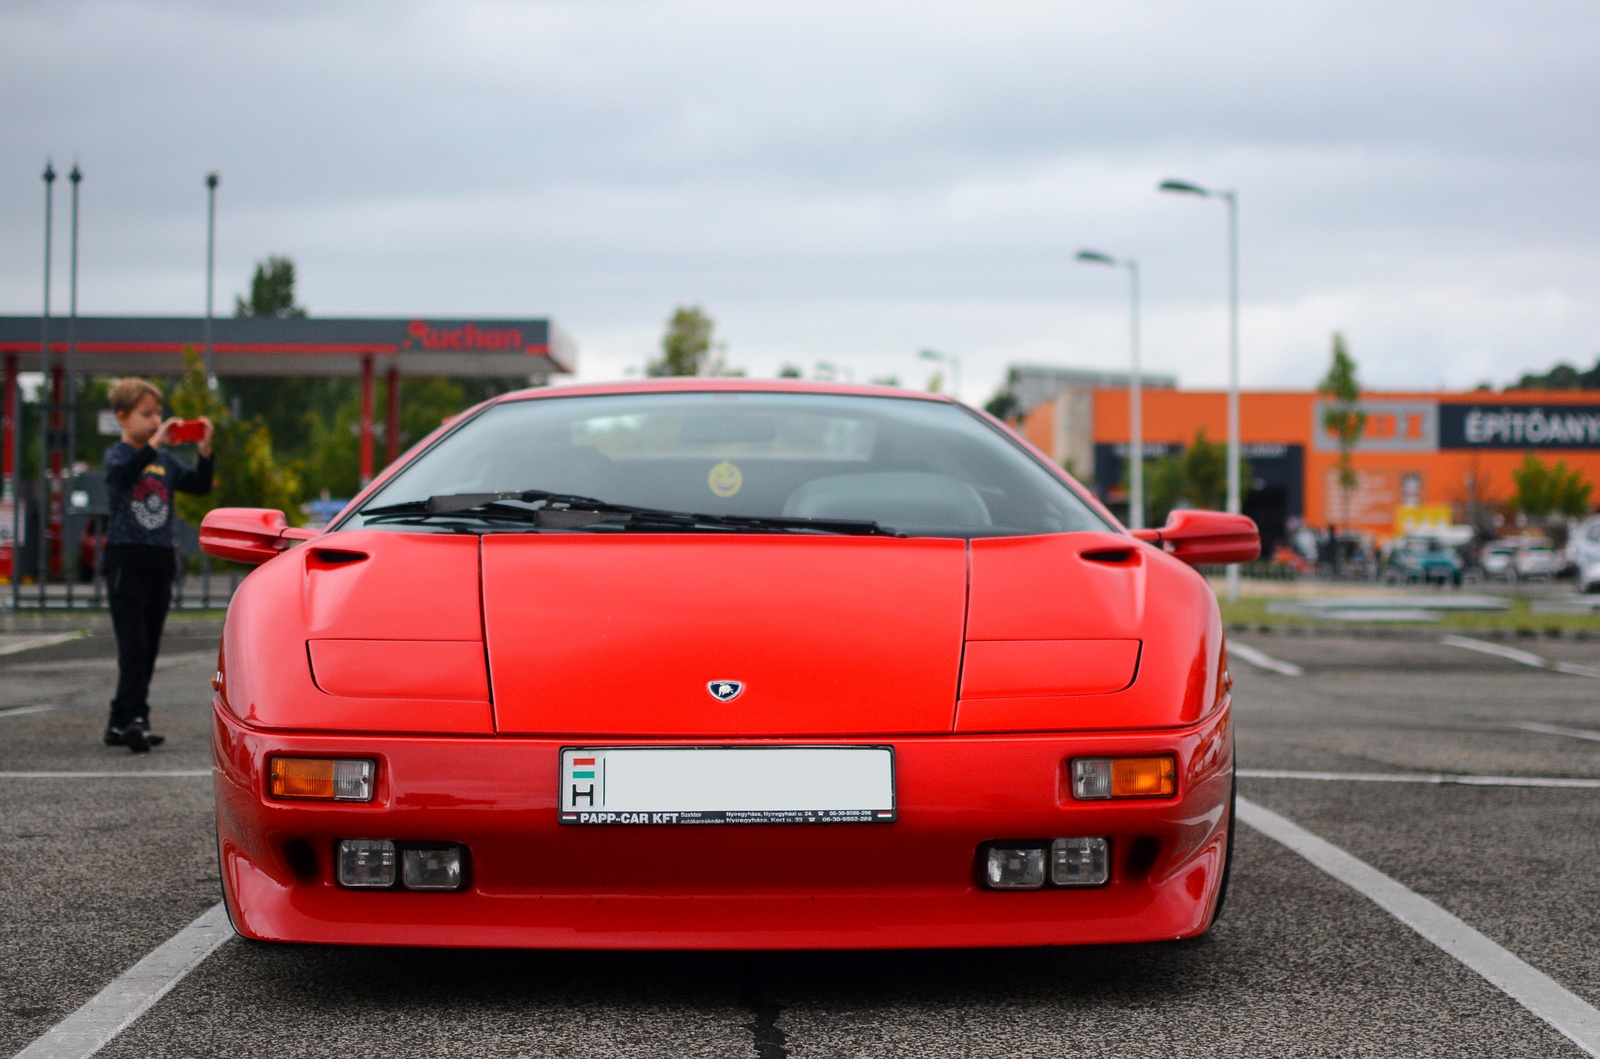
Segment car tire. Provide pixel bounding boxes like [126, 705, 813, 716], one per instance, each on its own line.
[1205, 770, 1238, 932]
[215, 815, 279, 948]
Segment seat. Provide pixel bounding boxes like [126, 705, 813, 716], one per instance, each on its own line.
[783, 472, 992, 530]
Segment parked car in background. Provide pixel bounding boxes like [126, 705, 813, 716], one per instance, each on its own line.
[1571, 517, 1600, 593]
[1385, 535, 1464, 586]
[1514, 541, 1562, 581]
[1480, 540, 1517, 580]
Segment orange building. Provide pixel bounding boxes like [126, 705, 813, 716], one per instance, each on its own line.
[1021, 387, 1600, 548]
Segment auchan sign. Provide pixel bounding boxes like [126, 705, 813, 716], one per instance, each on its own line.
[402, 320, 526, 352]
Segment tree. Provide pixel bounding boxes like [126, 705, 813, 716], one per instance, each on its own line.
[647, 306, 726, 376]
[1510, 455, 1593, 520]
[984, 390, 1021, 423]
[301, 376, 485, 499]
[223, 254, 334, 460]
[777, 364, 803, 378]
[235, 256, 307, 318]
[1140, 428, 1247, 526]
[1507, 357, 1600, 391]
[167, 348, 304, 526]
[1318, 333, 1366, 534]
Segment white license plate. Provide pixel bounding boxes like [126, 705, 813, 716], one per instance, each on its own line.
[558, 746, 896, 825]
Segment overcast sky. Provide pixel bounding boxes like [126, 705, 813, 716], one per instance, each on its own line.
[2, 0, 1597, 403]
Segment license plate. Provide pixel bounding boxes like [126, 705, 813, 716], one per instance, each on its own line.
[558, 746, 896, 825]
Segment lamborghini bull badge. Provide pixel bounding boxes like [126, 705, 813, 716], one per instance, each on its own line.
[708, 681, 744, 702]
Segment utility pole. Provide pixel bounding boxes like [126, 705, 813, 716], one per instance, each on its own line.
[1075, 251, 1144, 529]
[204, 172, 219, 386]
[1159, 179, 1242, 599]
[36, 160, 57, 607]
[66, 163, 82, 608]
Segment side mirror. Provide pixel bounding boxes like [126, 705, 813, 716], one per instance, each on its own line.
[1131, 509, 1260, 567]
[199, 508, 319, 565]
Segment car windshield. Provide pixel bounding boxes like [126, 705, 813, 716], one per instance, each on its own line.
[339, 390, 1112, 538]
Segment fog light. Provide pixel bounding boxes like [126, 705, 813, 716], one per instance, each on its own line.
[1052, 837, 1110, 887]
[337, 839, 396, 888]
[270, 757, 374, 801]
[984, 846, 1045, 889]
[1070, 756, 1176, 800]
[402, 846, 464, 891]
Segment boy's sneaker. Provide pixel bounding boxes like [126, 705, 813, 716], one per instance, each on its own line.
[103, 725, 125, 747]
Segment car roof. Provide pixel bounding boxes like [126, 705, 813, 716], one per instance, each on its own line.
[488, 378, 957, 405]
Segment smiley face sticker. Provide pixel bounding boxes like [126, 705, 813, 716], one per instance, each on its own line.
[708, 460, 743, 498]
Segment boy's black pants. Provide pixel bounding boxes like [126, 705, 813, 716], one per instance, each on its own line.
[105, 545, 175, 730]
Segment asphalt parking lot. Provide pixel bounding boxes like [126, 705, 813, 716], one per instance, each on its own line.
[3, 626, 1599, 1057]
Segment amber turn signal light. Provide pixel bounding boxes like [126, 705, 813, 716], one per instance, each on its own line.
[1111, 756, 1176, 797]
[1070, 756, 1177, 800]
[268, 757, 375, 801]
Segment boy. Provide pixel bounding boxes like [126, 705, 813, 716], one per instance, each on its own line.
[102, 378, 213, 753]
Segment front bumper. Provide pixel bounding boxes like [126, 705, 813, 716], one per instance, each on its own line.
[214, 701, 1233, 949]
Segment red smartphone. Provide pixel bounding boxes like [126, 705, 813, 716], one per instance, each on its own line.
[167, 419, 206, 443]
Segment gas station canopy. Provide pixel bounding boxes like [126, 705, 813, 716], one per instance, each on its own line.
[0, 315, 575, 378]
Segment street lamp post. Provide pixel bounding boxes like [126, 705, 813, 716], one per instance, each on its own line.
[1075, 250, 1144, 530]
[917, 349, 961, 402]
[66, 163, 81, 608]
[204, 172, 219, 385]
[37, 160, 58, 606]
[1159, 179, 1241, 601]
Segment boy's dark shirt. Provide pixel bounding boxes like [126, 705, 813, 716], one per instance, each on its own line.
[104, 442, 213, 561]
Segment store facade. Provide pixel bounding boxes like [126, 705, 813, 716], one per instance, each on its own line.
[1022, 387, 1600, 547]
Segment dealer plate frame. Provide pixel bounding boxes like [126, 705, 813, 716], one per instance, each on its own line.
[557, 744, 897, 825]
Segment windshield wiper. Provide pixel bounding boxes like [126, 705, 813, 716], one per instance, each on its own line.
[358, 491, 902, 537]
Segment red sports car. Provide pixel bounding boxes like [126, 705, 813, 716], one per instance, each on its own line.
[202, 379, 1257, 949]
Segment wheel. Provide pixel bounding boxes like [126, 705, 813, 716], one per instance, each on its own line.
[1208, 771, 1238, 928]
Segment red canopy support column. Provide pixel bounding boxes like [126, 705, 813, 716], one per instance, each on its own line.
[3, 355, 15, 484]
[3, 354, 14, 582]
[359, 355, 374, 486]
[48, 366, 64, 579]
[49, 367, 64, 480]
[385, 365, 400, 467]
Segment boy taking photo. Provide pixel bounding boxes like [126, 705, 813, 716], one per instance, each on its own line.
[102, 378, 213, 753]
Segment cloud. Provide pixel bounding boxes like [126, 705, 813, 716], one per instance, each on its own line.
[1, 0, 1597, 404]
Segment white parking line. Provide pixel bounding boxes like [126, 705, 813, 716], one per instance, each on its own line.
[1440, 634, 1546, 667]
[0, 632, 86, 657]
[1227, 642, 1305, 676]
[0, 770, 210, 778]
[1238, 797, 1600, 1056]
[1441, 634, 1600, 678]
[1238, 768, 1600, 789]
[13, 902, 232, 1059]
[0, 705, 55, 718]
[1511, 721, 1600, 743]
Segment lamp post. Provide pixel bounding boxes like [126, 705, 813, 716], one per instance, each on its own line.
[917, 349, 961, 402]
[37, 160, 58, 604]
[1075, 250, 1144, 530]
[66, 163, 81, 607]
[204, 172, 219, 385]
[1159, 178, 1241, 600]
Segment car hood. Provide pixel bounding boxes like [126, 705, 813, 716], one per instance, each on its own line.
[224, 529, 1219, 737]
[483, 535, 968, 737]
